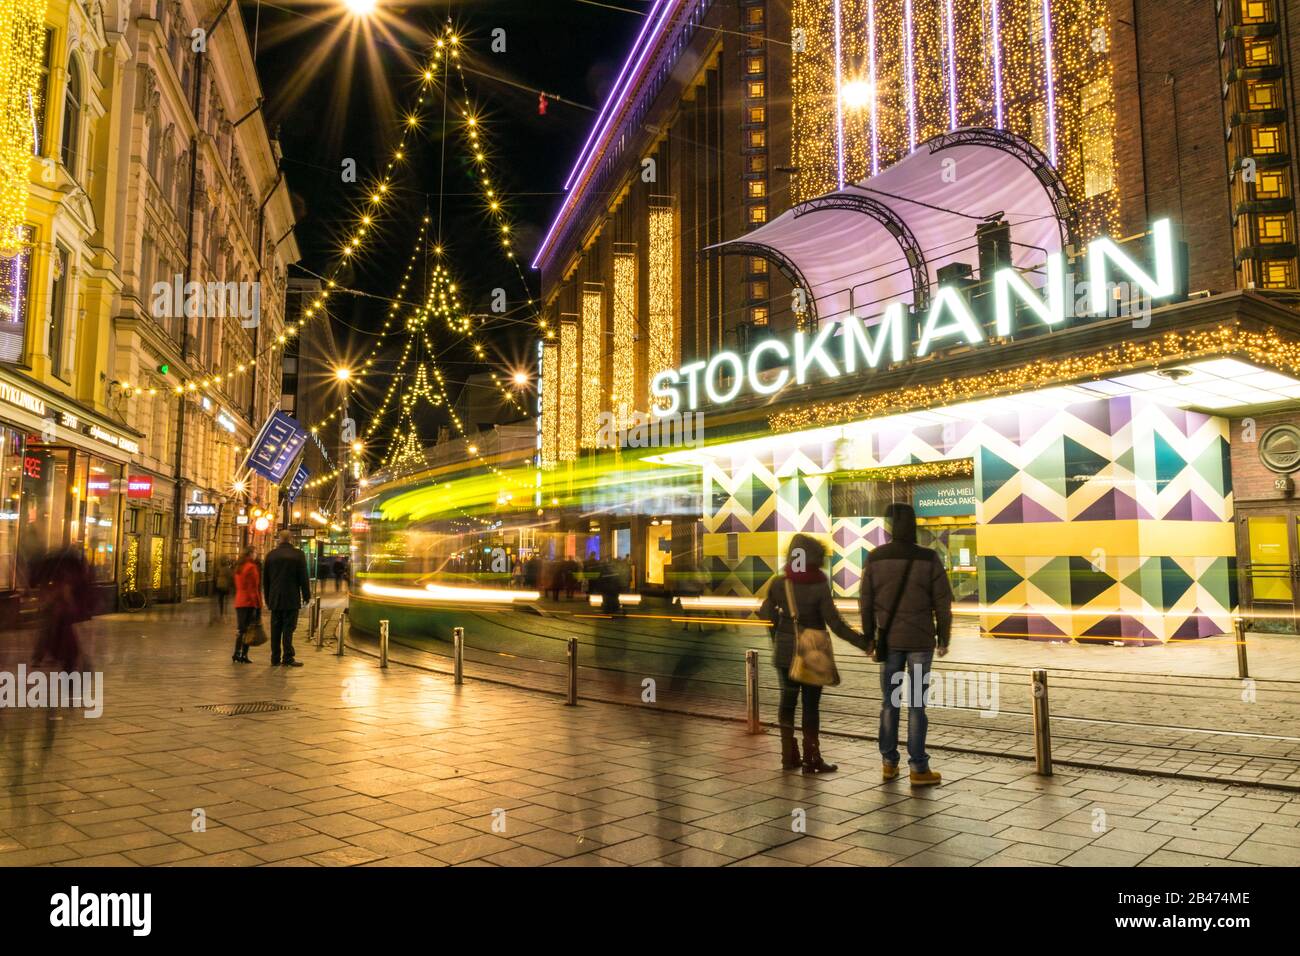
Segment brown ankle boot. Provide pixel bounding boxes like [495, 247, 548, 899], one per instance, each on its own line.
[779, 729, 802, 770]
[801, 732, 837, 774]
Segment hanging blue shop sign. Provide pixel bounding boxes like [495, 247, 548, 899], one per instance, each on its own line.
[286, 464, 310, 504]
[913, 478, 977, 517]
[244, 410, 307, 483]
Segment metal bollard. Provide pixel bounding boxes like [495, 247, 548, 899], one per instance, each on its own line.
[1031, 668, 1052, 776]
[379, 619, 389, 669]
[745, 650, 760, 734]
[1234, 617, 1250, 679]
[565, 637, 578, 706]
[335, 609, 346, 656]
[313, 595, 322, 645]
[453, 626, 464, 685]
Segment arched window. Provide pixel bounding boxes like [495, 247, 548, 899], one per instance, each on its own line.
[61, 55, 83, 176]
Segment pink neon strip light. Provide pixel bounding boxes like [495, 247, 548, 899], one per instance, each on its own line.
[833, 0, 845, 188]
[1041, 0, 1058, 164]
[868, 0, 878, 176]
[534, 0, 674, 268]
[991, 0, 1005, 129]
[903, 0, 916, 149]
[946, 0, 958, 131]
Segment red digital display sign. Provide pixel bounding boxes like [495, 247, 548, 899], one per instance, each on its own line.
[127, 476, 153, 498]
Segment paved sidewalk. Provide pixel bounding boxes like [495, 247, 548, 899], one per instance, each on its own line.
[0, 600, 1297, 867]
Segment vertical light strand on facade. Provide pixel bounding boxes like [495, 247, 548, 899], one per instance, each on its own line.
[791, 0, 838, 201]
[990, 0, 1005, 129]
[902, 0, 916, 149]
[0, 0, 46, 255]
[611, 250, 636, 430]
[1055, 0, 1119, 240]
[840, 0, 867, 183]
[872, 0, 907, 170]
[1041, 0, 1058, 165]
[580, 286, 602, 447]
[954, 0, 992, 129]
[867, 0, 879, 175]
[912, 0, 946, 143]
[541, 340, 558, 468]
[833, 0, 846, 188]
[558, 320, 578, 461]
[1001, 0, 1045, 154]
[945, 0, 958, 130]
[647, 203, 677, 409]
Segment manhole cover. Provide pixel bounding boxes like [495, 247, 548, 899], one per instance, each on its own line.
[196, 700, 295, 716]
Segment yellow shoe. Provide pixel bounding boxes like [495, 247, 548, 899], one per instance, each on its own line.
[909, 769, 941, 786]
[882, 762, 899, 780]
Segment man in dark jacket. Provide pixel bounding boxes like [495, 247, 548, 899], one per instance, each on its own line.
[858, 503, 952, 786]
[262, 531, 312, 667]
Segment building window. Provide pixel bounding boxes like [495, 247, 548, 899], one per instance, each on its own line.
[1260, 259, 1293, 288]
[750, 257, 768, 273]
[748, 205, 767, 225]
[1247, 79, 1281, 111]
[1241, 0, 1272, 23]
[1251, 125, 1284, 154]
[747, 129, 767, 148]
[748, 80, 765, 98]
[0, 225, 33, 364]
[1258, 214, 1290, 243]
[747, 106, 766, 124]
[33, 29, 52, 155]
[48, 245, 69, 376]
[751, 307, 769, 325]
[1255, 169, 1288, 199]
[746, 55, 764, 75]
[1243, 37, 1276, 68]
[747, 180, 766, 198]
[749, 280, 769, 300]
[746, 154, 767, 174]
[61, 55, 83, 177]
[746, 6, 764, 25]
[1081, 81, 1116, 198]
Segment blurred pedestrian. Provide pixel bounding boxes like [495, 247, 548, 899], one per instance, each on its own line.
[760, 534, 867, 774]
[263, 531, 311, 667]
[859, 502, 952, 787]
[332, 556, 345, 593]
[213, 555, 234, 621]
[30, 547, 95, 672]
[232, 546, 261, 663]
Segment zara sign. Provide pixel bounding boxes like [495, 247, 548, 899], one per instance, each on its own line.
[650, 219, 1183, 415]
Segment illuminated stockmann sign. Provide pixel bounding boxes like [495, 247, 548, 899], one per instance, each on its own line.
[650, 219, 1181, 415]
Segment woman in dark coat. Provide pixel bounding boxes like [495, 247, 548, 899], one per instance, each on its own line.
[759, 534, 869, 774]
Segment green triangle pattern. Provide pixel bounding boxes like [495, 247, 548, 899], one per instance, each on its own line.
[979, 446, 1018, 501]
[1024, 435, 1067, 498]
[1027, 555, 1072, 606]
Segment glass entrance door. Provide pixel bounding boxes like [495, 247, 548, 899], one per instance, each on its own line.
[1240, 510, 1300, 632]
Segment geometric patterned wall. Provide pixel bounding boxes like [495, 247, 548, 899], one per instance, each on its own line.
[694, 393, 1237, 643]
[975, 395, 1235, 644]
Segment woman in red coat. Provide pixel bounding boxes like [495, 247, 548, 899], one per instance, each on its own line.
[232, 547, 261, 663]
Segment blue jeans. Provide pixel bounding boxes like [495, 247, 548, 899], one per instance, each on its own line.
[878, 650, 934, 771]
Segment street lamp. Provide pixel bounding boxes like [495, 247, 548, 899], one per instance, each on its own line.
[343, 0, 377, 15]
[334, 367, 352, 382]
[841, 79, 874, 111]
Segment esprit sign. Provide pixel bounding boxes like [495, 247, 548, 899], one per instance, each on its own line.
[651, 219, 1182, 415]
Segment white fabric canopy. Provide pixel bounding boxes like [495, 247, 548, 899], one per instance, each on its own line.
[710, 129, 1069, 324]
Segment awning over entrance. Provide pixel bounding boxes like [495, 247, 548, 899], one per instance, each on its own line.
[706, 128, 1072, 325]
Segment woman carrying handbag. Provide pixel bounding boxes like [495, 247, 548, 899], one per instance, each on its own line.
[759, 534, 869, 774]
[232, 547, 264, 663]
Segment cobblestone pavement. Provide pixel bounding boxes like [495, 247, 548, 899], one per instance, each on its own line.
[345, 601, 1300, 790]
[0, 597, 1297, 867]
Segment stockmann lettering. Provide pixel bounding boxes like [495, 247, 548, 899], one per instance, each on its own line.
[650, 219, 1182, 416]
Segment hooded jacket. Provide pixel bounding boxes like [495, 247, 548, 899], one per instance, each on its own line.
[857, 505, 953, 652]
[759, 568, 868, 669]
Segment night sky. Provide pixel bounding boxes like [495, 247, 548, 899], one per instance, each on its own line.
[238, 0, 647, 440]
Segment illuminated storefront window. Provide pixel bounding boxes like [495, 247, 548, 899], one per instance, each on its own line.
[0, 427, 22, 590]
[83, 456, 122, 583]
